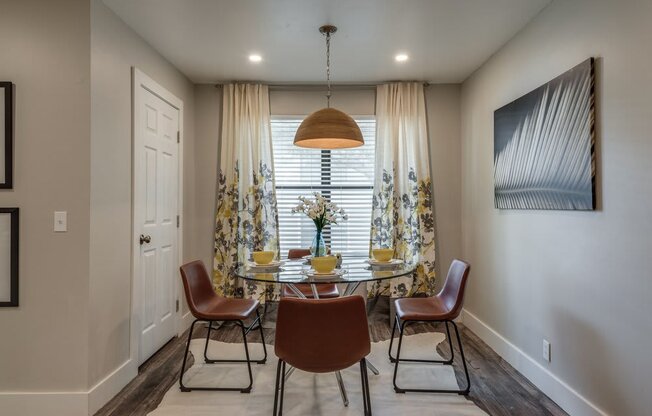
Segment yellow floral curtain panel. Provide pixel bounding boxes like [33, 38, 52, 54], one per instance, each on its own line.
[213, 84, 280, 302]
[369, 82, 436, 297]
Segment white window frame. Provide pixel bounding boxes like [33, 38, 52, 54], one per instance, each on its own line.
[271, 115, 376, 257]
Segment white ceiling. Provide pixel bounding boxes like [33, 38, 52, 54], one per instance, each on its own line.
[103, 0, 550, 84]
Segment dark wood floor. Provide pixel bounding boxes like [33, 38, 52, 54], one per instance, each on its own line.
[95, 297, 567, 416]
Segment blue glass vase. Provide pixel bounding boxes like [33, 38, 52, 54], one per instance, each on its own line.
[310, 230, 327, 257]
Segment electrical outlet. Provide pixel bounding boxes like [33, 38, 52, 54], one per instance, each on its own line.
[543, 339, 551, 362]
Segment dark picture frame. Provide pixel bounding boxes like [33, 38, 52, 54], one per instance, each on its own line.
[0, 208, 19, 307]
[0, 82, 13, 189]
[493, 59, 596, 210]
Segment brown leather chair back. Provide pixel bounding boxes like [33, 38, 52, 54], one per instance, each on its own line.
[438, 259, 470, 320]
[275, 296, 370, 373]
[287, 248, 332, 260]
[287, 248, 311, 259]
[179, 260, 219, 319]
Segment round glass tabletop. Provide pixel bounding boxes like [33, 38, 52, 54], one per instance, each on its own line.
[234, 256, 415, 285]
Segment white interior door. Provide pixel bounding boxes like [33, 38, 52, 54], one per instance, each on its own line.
[134, 78, 180, 365]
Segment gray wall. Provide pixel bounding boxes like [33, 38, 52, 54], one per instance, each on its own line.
[460, 0, 652, 414]
[192, 85, 222, 269]
[425, 85, 463, 289]
[269, 88, 376, 116]
[0, 0, 91, 393]
[90, 0, 196, 389]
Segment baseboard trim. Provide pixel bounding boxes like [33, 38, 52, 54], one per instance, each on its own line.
[0, 391, 88, 416]
[88, 359, 138, 415]
[178, 310, 193, 337]
[0, 359, 138, 416]
[461, 309, 609, 416]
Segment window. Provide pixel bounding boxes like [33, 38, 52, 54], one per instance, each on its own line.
[271, 116, 376, 257]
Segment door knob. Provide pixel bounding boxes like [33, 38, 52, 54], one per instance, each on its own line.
[140, 234, 152, 245]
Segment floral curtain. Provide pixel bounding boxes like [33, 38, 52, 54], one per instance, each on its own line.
[369, 82, 436, 298]
[213, 84, 280, 302]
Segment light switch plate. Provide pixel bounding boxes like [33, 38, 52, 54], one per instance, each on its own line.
[54, 211, 67, 232]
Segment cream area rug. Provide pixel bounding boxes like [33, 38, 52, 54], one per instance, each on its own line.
[149, 332, 487, 415]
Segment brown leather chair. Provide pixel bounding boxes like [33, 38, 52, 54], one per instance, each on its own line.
[179, 260, 267, 393]
[273, 296, 372, 415]
[389, 259, 471, 395]
[282, 248, 340, 298]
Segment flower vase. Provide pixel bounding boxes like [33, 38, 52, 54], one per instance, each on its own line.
[310, 230, 327, 257]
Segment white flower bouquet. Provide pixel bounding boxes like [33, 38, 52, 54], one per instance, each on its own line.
[291, 192, 348, 256]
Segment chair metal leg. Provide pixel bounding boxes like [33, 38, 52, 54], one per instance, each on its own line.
[273, 359, 283, 416]
[203, 321, 213, 363]
[365, 360, 373, 415]
[451, 321, 471, 395]
[204, 314, 266, 364]
[360, 358, 372, 415]
[360, 360, 366, 413]
[179, 319, 198, 392]
[335, 371, 349, 407]
[179, 318, 261, 393]
[388, 314, 399, 362]
[256, 310, 268, 364]
[239, 320, 254, 393]
[443, 321, 455, 364]
[389, 317, 454, 365]
[279, 360, 369, 414]
[279, 360, 287, 415]
[392, 318, 407, 393]
[392, 318, 471, 395]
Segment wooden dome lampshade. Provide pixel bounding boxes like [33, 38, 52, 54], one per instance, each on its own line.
[293, 24, 364, 150]
[293, 107, 364, 149]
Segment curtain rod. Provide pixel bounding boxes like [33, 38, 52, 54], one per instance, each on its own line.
[213, 82, 430, 90]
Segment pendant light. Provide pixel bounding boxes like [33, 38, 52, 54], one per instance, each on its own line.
[293, 25, 364, 149]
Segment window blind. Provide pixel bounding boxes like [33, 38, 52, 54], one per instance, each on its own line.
[271, 117, 376, 258]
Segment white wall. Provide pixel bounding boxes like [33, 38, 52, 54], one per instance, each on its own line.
[0, 0, 91, 414]
[460, 1, 652, 415]
[89, 0, 196, 411]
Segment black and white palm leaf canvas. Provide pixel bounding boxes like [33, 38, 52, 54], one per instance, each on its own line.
[494, 58, 596, 210]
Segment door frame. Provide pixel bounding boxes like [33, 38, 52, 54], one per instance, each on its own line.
[130, 67, 185, 366]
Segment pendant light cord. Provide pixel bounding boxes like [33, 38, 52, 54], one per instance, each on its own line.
[325, 30, 331, 108]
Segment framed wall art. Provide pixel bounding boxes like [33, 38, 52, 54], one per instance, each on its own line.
[0, 208, 18, 307]
[0, 82, 14, 189]
[494, 58, 595, 210]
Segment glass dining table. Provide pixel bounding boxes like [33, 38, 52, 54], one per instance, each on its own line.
[234, 256, 416, 300]
[234, 256, 416, 405]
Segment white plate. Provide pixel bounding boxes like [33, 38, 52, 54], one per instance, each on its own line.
[301, 268, 348, 279]
[365, 258, 404, 266]
[247, 260, 284, 269]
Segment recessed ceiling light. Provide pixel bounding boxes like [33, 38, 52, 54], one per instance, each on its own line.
[249, 54, 262, 63]
[395, 54, 409, 62]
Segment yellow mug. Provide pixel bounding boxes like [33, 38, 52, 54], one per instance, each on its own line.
[252, 251, 275, 265]
[372, 248, 394, 262]
[311, 256, 337, 274]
